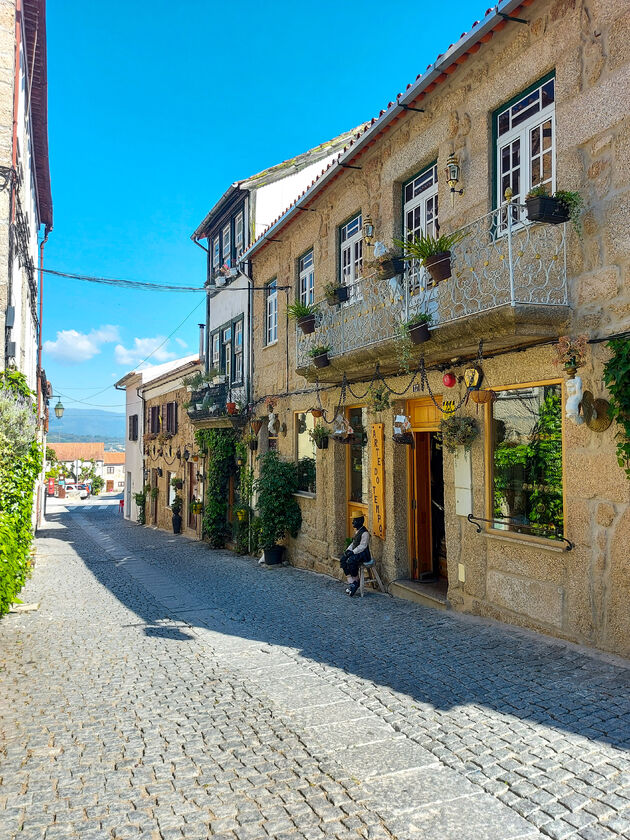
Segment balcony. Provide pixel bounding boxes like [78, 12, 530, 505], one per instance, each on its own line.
[186, 381, 247, 426]
[296, 205, 570, 381]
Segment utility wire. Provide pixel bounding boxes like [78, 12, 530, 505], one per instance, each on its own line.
[41, 267, 290, 292]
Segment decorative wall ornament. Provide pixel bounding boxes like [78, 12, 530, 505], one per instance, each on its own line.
[565, 376, 584, 425]
[581, 391, 612, 432]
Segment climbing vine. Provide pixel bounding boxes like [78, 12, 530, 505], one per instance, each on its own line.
[603, 338, 630, 479]
[195, 428, 237, 547]
[0, 371, 42, 616]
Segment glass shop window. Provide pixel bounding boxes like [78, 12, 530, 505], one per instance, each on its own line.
[295, 412, 316, 494]
[348, 406, 368, 505]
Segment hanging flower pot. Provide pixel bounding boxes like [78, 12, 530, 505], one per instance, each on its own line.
[249, 439, 258, 451]
[311, 408, 323, 418]
[298, 314, 316, 334]
[393, 432, 414, 445]
[408, 322, 431, 345]
[309, 345, 332, 369]
[226, 402, 237, 415]
[470, 389, 496, 405]
[313, 353, 329, 368]
[251, 419, 263, 435]
[314, 437, 328, 450]
[424, 252, 452, 283]
[192, 502, 203, 515]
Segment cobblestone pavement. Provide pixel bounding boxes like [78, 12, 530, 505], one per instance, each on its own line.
[1, 499, 630, 840]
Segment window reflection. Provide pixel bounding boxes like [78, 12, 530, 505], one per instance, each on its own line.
[348, 407, 368, 504]
[296, 412, 316, 494]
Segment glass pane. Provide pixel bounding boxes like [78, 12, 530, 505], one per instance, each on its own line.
[511, 90, 540, 127]
[492, 385, 563, 539]
[405, 183, 413, 202]
[498, 110, 510, 136]
[542, 119, 553, 150]
[296, 413, 316, 493]
[542, 150, 552, 183]
[348, 407, 368, 504]
[512, 142, 520, 168]
[531, 158, 540, 187]
[512, 169, 520, 198]
[542, 79, 554, 107]
[501, 145, 510, 173]
[530, 125, 540, 156]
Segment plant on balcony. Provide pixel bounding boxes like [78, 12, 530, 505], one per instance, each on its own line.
[395, 231, 467, 284]
[308, 344, 332, 369]
[170, 476, 183, 490]
[553, 334, 588, 376]
[365, 247, 405, 280]
[367, 385, 391, 413]
[170, 494, 183, 534]
[287, 301, 318, 335]
[182, 369, 218, 390]
[243, 431, 258, 451]
[226, 399, 237, 415]
[404, 312, 433, 345]
[603, 338, 630, 480]
[526, 184, 584, 235]
[309, 422, 330, 450]
[440, 415, 479, 453]
[324, 282, 349, 306]
[254, 451, 302, 564]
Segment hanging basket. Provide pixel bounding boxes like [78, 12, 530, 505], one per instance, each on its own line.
[314, 437, 329, 450]
[248, 439, 258, 451]
[470, 389, 496, 405]
[408, 322, 431, 345]
[311, 408, 323, 418]
[424, 252, 452, 283]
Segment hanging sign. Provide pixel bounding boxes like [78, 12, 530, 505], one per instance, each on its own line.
[370, 423, 386, 539]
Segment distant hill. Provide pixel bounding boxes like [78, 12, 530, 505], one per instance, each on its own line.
[47, 408, 125, 446]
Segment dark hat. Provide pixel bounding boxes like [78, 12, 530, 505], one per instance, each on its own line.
[351, 515, 365, 529]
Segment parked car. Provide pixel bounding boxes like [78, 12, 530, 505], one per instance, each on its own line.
[77, 484, 89, 500]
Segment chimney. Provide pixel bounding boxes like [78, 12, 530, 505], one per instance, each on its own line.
[198, 323, 205, 364]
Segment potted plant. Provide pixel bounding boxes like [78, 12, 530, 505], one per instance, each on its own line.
[554, 334, 588, 377]
[287, 301, 318, 335]
[324, 282, 349, 306]
[525, 185, 584, 234]
[395, 230, 468, 284]
[374, 247, 405, 280]
[309, 423, 330, 450]
[311, 408, 323, 419]
[243, 431, 258, 451]
[170, 494, 183, 534]
[368, 385, 391, 413]
[254, 451, 302, 565]
[170, 476, 183, 490]
[403, 312, 433, 345]
[226, 399, 237, 415]
[440, 415, 479, 453]
[308, 344, 332, 369]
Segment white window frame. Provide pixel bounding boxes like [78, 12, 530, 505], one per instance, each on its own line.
[496, 77, 556, 225]
[403, 164, 439, 293]
[222, 327, 232, 382]
[222, 223, 231, 267]
[266, 279, 278, 345]
[234, 211, 244, 258]
[340, 214, 363, 303]
[212, 236, 220, 271]
[298, 250, 314, 305]
[211, 333, 220, 369]
[234, 320, 243, 382]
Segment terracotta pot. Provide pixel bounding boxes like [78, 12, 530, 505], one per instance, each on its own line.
[470, 389, 496, 405]
[424, 251, 452, 283]
[312, 353, 330, 369]
[226, 402, 237, 415]
[311, 409, 323, 418]
[525, 196, 569, 225]
[408, 322, 431, 344]
[251, 419, 263, 435]
[298, 314, 316, 334]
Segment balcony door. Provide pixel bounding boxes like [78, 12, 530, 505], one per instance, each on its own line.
[404, 164, 439, 297]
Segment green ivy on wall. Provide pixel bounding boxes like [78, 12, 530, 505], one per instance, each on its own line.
[195, 428, 237, 547]
[603, 338, 630, 479]
[0, 371, 42, 616]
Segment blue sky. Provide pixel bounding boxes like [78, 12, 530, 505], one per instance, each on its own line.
[43, 0, 481, 415]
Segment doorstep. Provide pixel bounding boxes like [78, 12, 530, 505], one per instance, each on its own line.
[389, 579, 450, 611]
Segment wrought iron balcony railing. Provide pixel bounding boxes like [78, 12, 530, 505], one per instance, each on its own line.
[296, 204, 568, 369]
[186, 382, 247, 421]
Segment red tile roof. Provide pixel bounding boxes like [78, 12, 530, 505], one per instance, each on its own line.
[48, 442, 105, 463]
[103, 452, 125, 465]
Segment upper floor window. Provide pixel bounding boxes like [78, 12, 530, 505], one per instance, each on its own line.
[165, 401, 178, 435]
[222, 223, 231, 267]
[404, 164, 438, 292]
[298, 250, 314, 305]
[107, 466, 114, 474]
[234, 211, 244, 258]
[266, 279, 278, 345]
[128, 414, 138, 441]
[234, 319, 243, 382]
[496, 77, 555, 218]
[209, 316, 244, 385]
[340, 214, 363, 293]
[149, 406, 160, 434]
[212, 236, 220, 271]
[212, 333, 220, 370]
[222, 327, 232, 383]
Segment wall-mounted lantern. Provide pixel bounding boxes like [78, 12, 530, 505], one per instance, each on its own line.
[363, 214, 375, 247]
[53, 398, 65, 419]
[445, 153, 463, 195]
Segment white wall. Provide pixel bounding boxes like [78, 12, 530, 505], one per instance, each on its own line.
[123, 375, 144, 521]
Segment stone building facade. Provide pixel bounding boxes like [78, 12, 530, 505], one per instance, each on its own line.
[244, 0, 630, 657]
[140, 360, 204, 540]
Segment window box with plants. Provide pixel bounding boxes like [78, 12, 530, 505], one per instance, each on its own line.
[395, 231, 467, 285]
[324, 282, 349, 306]
[254, 451, 302, 565]
[309, 422, 330, 450]
[287, 301, 318, 335]
[525, 185, 583, 233]
[368, 247, 405, 280]
[308, 344, 332, 369]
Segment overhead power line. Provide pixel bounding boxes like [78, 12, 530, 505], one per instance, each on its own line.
[41, 267, 205, 293]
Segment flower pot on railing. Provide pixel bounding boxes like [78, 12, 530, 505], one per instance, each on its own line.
[408, 322, 431, 344]
[297, 314, 316, 335]
[379, 257, 405, 280]
[226, 402, 237, 415]
[312, 353, 330, 369]
[525, 196, 570, 225]
[325, 285, 349, 306]
[423, 252, 452, 283]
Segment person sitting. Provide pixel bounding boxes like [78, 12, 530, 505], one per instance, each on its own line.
[339, 515, 371, 597]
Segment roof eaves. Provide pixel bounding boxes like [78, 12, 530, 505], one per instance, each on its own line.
[241, 0, 527, 261]
[191, 183, 244, 241]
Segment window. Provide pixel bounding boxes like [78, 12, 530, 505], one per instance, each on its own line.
[167, 471, 176, 507]
[212, 333, 220, 370]
[266, 279, 278, 345]
[212, 236, 220, 272]
[298, 250, 314, 305]
[128, 414, 138, 441]
[222, 223, 231, 266]
[340, 214, 363, 300]
[149, 406, 160, 434]
[490, 383, 563, 541]
[347, 406, 368, 504]
[222, 327, 232, 383]
[234, 319, 243, 382]
[234, 211, 244, 258]
[295, 412, 316, 494]
[404, 164, 438, 291]
[107, 466, 114, 475]
[165, 402, 178, 435]
[496, 77, 555, 223]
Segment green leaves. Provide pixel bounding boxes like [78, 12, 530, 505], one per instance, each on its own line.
[603, 339, 630, 479]
[394, 230, 468, 262]
[254, 451, 302, 549]
[195, 428, 237, 547]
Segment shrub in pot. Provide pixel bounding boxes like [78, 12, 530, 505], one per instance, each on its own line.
[309, 422, 330, 450]
[170, 494, 183, 534]
[525, 185, 583, 234]
[308, 344, 332, 369]
[254, 451, 302, 565]
[395, 230, 468, 284]
[403, 312, 433, 345]
[324, 282, 349, 306]
[287, 301, 318, 334]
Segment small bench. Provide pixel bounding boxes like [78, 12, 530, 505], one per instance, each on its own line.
[333, 555, 387, 598]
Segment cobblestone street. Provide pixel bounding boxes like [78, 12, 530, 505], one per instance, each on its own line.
[1, 499, 629, 840]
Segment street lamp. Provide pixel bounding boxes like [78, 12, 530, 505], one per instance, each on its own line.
[53, 398, 64, 419]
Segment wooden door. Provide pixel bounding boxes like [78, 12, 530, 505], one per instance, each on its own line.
[410, 432, 433, 579]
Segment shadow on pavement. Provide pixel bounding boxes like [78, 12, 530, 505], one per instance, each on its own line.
[39, 505, 630, 753]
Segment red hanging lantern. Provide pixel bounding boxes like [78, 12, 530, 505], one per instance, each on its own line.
[442, 372, 456, 388]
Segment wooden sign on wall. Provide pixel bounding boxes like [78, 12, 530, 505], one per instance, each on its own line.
[370, 423, 386, 539]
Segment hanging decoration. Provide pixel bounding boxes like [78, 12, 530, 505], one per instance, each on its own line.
[393, 414, 414, 445]
[442, 372, 456, 388]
